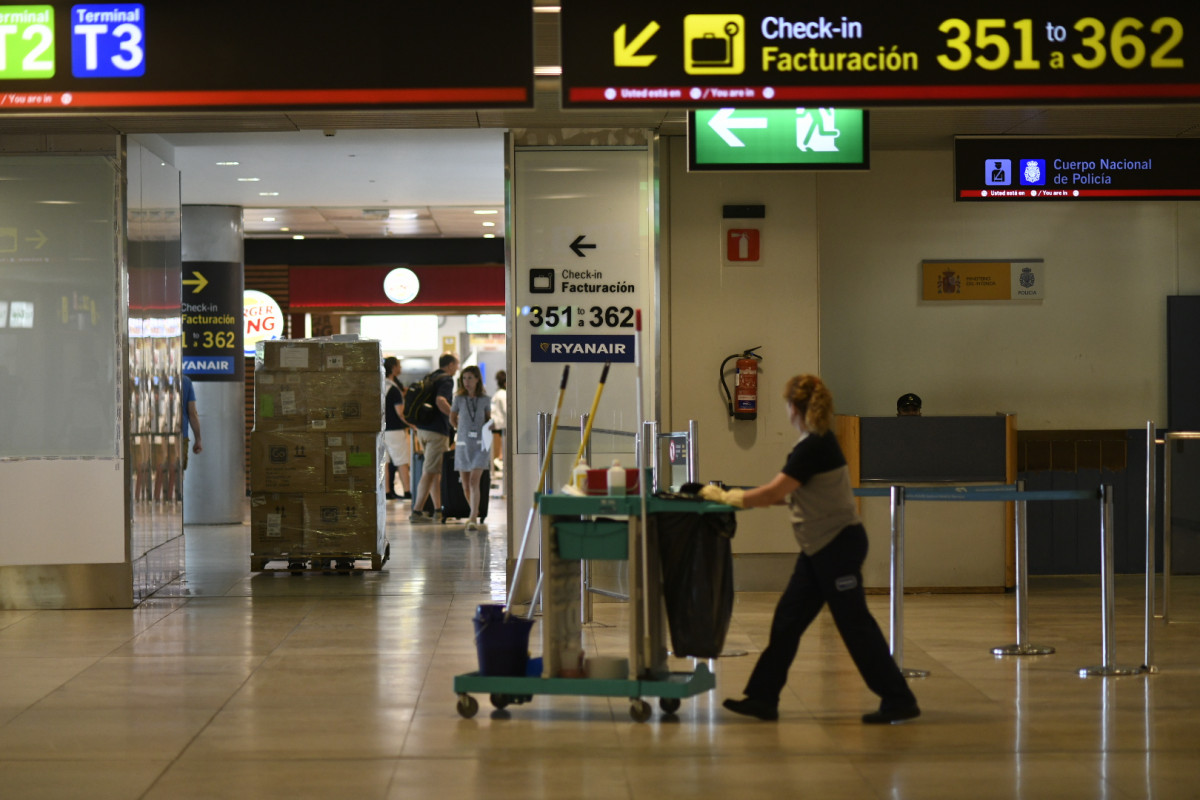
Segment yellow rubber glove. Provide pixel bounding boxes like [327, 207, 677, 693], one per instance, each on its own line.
[699, 484, 746, 507]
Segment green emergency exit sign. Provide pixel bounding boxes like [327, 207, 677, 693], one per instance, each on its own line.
[689, 108, 868, 171]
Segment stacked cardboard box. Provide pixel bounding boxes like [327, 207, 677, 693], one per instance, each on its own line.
[249, 338, 387, 567]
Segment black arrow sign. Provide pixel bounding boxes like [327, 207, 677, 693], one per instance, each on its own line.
[569, 234, 597, 258]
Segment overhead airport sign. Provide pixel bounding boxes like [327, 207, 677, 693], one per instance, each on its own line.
[562, 3, 1200, 107]
[955, 138, 1200, 200]
[0, 1, 533, 112]
[689, 107, 868, 170]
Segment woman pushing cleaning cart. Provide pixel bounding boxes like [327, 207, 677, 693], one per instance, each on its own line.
[699, 374, 920, 725]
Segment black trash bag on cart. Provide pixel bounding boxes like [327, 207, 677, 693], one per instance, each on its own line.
[654, 509, 737, 659]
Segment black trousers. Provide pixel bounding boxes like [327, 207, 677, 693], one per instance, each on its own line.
[744, 524, 916, 710]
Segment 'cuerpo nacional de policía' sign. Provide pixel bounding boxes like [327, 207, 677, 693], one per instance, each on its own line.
[955, 138, 1200, 200]
[561, 2, 1200, 107]
[0, 2, 532, 112]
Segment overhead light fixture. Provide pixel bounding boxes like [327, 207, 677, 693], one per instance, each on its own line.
[482, 221, 496, 227]
[259, 192, 280, 196]
[534, 66, 562, 76]
[215, 161, 239, 166]
[237, 177, 260, 182]
[262, 217, 277, 222]
[281, 227, 290, 232]
[533, 5, 560, 12]
[473, 209, 499, 215]
[483, 233, 496, 239]
[384, 267, 421, 304]
[37, 200, 77, 204]
[292, 235, 305, 240]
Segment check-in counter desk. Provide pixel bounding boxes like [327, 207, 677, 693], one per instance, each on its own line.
[835, 414, 1016, 592]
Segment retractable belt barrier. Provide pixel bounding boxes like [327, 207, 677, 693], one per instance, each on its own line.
[853, 482, 1150, 679]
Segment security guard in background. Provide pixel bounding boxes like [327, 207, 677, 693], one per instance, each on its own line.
[896, 393, 922, 417]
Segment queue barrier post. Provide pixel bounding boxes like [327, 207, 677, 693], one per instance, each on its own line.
[1160, 430, 1200, 624]
[992, 480, 1056, 657]
[855, 482, 1155, 676]
[1163, 433, 1172, 623]
[580, 414, 592, 625]
[1144, 421, 1158, 673]
[1079, 485, 1144, 678]
[889, 485, 929, 679]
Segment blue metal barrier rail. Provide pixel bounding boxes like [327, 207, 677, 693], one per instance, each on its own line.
[853, 485, 1095, 503]
[849, 480, 1145, 678]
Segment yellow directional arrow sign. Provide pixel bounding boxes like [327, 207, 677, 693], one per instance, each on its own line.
[613, 21, 659, 67]
[24, 229, 46, 249]
[182, 271, 209, 294]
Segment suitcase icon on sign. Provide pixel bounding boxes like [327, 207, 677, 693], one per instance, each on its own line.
[689, 21, 739, 68]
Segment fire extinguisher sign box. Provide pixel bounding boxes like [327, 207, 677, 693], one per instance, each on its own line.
[722, 204, 763, 267]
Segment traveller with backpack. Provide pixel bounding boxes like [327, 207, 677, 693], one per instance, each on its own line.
[407, 353, 459, 523]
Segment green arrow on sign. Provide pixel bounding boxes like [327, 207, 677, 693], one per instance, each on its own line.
[708, 108, 768, 147]
[691, 108, 869, 170]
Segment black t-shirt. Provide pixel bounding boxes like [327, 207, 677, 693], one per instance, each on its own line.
[781, 428, 847, 484]
[385, 381, 406, 431]
[780, 429, 860, 554]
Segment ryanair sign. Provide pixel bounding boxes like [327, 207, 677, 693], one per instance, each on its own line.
[183, 356, 236, 375]
[531, 334, 635, 363]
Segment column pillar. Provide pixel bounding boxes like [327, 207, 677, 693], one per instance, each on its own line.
[181, 205, 245, 524]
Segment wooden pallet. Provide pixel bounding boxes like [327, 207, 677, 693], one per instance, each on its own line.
[251, 544, 388, 573]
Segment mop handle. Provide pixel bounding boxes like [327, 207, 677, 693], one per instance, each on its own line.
[535, 364, 571, 494]
[505, 364, 569, 616]
[572, 361, 611, 468]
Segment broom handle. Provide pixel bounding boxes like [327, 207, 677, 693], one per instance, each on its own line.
[571, 362, 611, 469]
[635, 310, 654, 673]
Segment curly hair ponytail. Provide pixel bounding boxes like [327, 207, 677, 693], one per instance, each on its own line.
[783, 374, 834, 435]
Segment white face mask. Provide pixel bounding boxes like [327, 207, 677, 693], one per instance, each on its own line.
[788, 404, 808, 434]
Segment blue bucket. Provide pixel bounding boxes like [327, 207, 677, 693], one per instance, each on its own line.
[473, 604, 535, 677]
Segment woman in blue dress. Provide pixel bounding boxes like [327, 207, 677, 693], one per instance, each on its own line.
[449, 366, 492, 530]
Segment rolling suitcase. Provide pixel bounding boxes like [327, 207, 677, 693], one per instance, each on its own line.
[410, 452, 437, 515]
[440, 468, 490, 522]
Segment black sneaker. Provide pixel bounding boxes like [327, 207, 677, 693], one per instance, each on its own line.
[722, 697, 779, 721]
[862, 703, 921, 724]
[385, 492, 401, 500]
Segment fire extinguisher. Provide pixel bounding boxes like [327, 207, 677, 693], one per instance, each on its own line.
[720, 347, 763, 421]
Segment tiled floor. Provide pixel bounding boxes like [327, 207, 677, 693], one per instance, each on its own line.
[2, 493, 1199, 799]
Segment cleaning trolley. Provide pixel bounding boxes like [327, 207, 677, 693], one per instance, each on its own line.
[453, 492, 734, 722]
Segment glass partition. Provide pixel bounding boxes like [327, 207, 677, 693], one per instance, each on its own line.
[0, 156, 121, 457]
